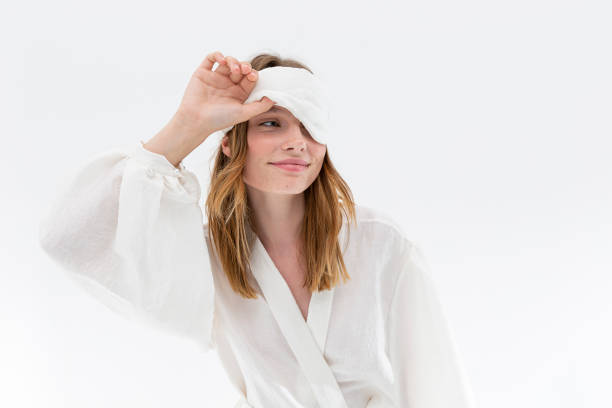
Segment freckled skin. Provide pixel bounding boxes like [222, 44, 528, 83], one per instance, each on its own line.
[222, 106, 326, 194]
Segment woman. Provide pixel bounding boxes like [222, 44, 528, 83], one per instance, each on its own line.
[39, 51, 474, 408]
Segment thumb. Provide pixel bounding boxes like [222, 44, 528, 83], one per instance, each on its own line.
[240, 96, 276, 122]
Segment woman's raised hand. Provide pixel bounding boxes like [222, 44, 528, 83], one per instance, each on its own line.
[143, 51, 276, 168]
[175, 51, 276, 136]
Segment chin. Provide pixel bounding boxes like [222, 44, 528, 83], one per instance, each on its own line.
[271, 186, 309, 195]
[244, 180, 309, 195]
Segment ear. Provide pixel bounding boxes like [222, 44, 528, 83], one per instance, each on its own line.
[221, 135, 231, 158]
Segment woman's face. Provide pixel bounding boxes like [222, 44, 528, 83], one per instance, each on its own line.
[223, 106, 326, 194]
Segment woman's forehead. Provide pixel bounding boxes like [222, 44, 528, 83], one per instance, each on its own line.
[267, 106, 291, 114]
[252, 105, 297, 120]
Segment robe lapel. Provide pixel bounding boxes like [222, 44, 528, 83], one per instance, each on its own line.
[306, 278, 335, 353]
[248, 225, 348, 408]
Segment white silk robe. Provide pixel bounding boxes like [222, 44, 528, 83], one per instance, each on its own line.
[38, 141, 474, 408]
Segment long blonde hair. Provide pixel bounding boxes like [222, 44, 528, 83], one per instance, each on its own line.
[205, 52, 356, 299]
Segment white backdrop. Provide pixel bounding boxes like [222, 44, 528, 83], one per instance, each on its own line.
[3, 0, 611, 406]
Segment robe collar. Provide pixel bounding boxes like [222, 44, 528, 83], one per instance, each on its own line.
[246, 219, 349, 407]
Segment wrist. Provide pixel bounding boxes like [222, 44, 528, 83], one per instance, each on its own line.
[143, 113, 210, 168]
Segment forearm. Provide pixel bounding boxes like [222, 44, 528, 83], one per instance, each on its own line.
[143, 112, 214, 169]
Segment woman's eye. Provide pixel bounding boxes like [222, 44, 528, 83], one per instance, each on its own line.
[260, 120, 279, 127]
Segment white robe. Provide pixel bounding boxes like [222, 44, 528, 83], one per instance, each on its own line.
[38, 142, 474, 408]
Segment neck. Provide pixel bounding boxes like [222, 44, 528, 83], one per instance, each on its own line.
[246, 185, 305, 251]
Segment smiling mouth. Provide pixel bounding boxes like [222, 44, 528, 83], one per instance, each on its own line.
[269, 162, 309, 172]
[268, 162, 310, 167]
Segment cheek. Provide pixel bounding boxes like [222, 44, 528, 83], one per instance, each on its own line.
[246, 131, 274, 155]
[245, 142, 274, 169]
[243, 134, 274, 183]
[312, 145, 326, 164]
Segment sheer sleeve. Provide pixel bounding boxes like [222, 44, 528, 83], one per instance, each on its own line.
[385, 241, 475, 408]
[38, 141, 215, 353]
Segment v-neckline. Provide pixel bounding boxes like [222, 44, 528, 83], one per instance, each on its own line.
[244, 222, 350, 406]
[251, 233, 316, 324]
[247, 230, 349, 407]
[247, 221, 348, 353]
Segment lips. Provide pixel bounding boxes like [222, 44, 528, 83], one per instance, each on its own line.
[269, 158, 309, 166]
[269, 162, 309, 172]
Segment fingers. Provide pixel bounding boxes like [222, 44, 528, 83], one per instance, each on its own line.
[201, 51, 259, 87]
[200, 51, 225, 71]
[224, 56, 244, 83]
[239, 68, 258, 94]
[219, 55, 256, 84]
[240, 96, 276, 123]
[245, 65, 257, 81]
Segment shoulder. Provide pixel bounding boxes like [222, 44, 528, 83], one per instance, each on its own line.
[348, 205, 422, 299]
[341, 203, 417, 262]
[353, 203, 411, 245]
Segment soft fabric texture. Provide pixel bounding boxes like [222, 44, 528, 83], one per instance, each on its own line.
[219, 66, 332, 145]
[39, 142, 475, 408]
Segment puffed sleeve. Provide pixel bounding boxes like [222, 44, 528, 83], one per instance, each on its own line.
[385, 241, 475, 408]
[38, 141, 216, 353]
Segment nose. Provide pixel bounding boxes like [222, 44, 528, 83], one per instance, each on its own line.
[281, 123, 309, 151]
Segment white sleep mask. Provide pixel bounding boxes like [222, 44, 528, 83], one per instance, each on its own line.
[219, 66, 331, 145]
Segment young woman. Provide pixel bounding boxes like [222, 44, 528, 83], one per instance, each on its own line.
[39, 51, 474, 408]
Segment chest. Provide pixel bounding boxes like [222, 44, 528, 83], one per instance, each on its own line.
[268, 251, 312, 322]
[213, 235, 393, 387]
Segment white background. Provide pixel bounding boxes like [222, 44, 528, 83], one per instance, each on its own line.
[3, 0, 611, 407]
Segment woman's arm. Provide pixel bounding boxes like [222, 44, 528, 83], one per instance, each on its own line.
[38, 142, 216, 352]
[385, 241, 475, 407]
